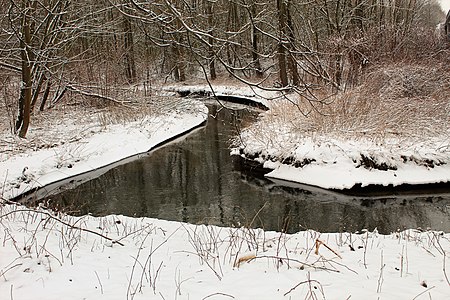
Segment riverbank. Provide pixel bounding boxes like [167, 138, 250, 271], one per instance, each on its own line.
[232, 129, 450, 191]
[227, 64, 450, 191]
[0, 97, 208, 201]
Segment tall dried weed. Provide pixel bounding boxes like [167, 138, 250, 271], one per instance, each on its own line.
[258, 61, 450, 143]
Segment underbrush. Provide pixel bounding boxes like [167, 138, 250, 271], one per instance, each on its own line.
[0, 80, 195, 158]
[232, 60, 450, 169]
[278, 61, 449, 140]
[250, 61, 448, 136]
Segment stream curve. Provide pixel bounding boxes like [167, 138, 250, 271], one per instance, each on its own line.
[32, 102, 450, 234]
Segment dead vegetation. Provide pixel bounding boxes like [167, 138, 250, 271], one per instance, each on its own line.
[251, 59, 450, 143]
[231, 57, 450, 172]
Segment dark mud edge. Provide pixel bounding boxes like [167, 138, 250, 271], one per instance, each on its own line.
[233, 155, 450, 197]
[9, 119, 207, 203]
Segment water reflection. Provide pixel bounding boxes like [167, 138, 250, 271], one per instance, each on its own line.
[43, 103, 450, 234]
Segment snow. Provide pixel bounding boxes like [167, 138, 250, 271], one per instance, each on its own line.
[258, 136, 450, 190]
[239, 133, 450, 190]
[230, 103, 450, 190]
[439, 0, 450, 12]
[1, 86, 449, 299]
[1, 205, 449, 300]
[267, 161, 450, 190]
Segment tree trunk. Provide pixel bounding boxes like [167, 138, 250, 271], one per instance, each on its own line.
[277, 0, 288, 87]
[250, 1, 263, 78]
[30, 72, 45, 112]
[225, 1, 235, 75]
[286, 1, 299, 86]
[172, 43, 186, 82]
[39, 80, 51, 111]
[178, 46, 186, 82]
[123, 15, 136, 83]
[206, 0, 216, 80]
[16, 1, 33, 138]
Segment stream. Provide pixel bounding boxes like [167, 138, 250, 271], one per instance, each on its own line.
[37, 102, 450, 234]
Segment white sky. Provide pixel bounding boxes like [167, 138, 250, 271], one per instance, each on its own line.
[439, 0, 450, 12]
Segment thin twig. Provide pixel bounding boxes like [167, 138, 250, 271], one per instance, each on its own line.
[412, 286, 435, 300]
[315, 239, 342, 259]
[66, 84, 133, 107]
[202, 292, 235, 299]
[248, 255, 340, 273]
[94, 271, 104, 294]
[284, 272, 324, 297]
[0, 263, 22, 280]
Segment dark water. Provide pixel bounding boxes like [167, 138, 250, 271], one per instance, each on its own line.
[39, 103, 450, 234]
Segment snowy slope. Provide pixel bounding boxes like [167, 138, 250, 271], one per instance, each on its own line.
[1, 205, 449, 300]
[0, 100, 208, 200]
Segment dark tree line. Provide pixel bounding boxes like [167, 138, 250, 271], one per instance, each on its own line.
[0, 0, 447, 137]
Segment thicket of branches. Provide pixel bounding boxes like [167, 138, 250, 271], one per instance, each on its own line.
[0, 0, 448, 137]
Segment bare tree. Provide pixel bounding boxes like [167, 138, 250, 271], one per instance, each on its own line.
[248, 0, 264, 78]
[2, 0, 141, 137]
[16, 0, 33, 137]
[123, 14, 137, 83]
[5, 0, 73, 137]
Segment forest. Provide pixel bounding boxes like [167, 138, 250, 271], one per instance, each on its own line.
[1, 3, 450, 299]
[0, 0, 448, 138]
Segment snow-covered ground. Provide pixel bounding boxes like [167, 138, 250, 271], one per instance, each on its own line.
[0, 85, 449, 299]
[163, 83, 276, 108]
[1, 205, 449, 300]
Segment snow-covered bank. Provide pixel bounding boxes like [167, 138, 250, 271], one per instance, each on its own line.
[232, 134, 450, 190]
[1, 204, 449, 300]
[0, 99, 208, 200]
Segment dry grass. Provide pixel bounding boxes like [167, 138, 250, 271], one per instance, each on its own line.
[261, 61, 450, 142]
[0, 93, 101, 157]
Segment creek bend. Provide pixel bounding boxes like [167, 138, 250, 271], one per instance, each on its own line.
[35, 102, 449, 234]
